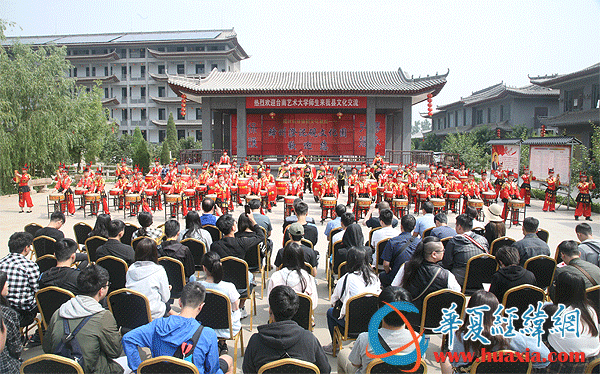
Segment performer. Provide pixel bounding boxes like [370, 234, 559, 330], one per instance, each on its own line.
[76, 168, 94, 210]
[13, 165, 33, 213]
[414, 173, 428, 213]
[543, 168, 560, 212]
[445, 175, 462, 214]
[214, 174, 231, 214]
[130, 172, 151, 215]
[493, 163, 506, 198]
[114, 173, 130, 210]
[241, 159, 253, 177]
[92, 169, 110, 215]
[181, 161, 192, 176]
[354, 172, 372, 216]
[258, 170, 272, 211]
[372, 152, 384, 167]
[256, 159, 266, 174]
[248, 171, 261, 196]
[167, 175, 188, 217]
[295, 150, 308, 164]
[55, 168, 76, 215]
[336, 161, 347, 194]
[219, 151, 231, 165]
[315, 165, 326, 180]
[500, 172, 521, 224]
[302, 163, 313, 193]
[478, 170, 494, 192]
[461, 172, 481, 213]
[320, 172, 339, 199]
[520, 167, 535, 206]
[115, 159, 130, 178]
[287, 174, 304, 199]
[150, 159, 162, 175]
[575, 173, 595, 221]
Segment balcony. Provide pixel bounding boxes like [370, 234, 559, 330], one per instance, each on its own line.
[129, 98, 147, 104]
[130, 75, 146, 81]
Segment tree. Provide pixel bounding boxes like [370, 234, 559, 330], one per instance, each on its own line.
[131, 127, 150, 173]
[442, 132, 486, 171]
[166, 113, 178, 157]
[179, 136, 200, 150]
[418, 133, 442, 152]
[160, 141, 170, 165]
[412, 119, 432, 135]
[100, 132, 133, 164]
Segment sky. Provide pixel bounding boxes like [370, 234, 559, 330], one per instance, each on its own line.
[1, 0, 599, 123]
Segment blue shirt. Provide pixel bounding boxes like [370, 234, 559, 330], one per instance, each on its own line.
[381, 232, 421, 279]
[324, 217, 341, 237]
[414, 214, 435, 236]
[200, 213, 217, 226]
[430, 225, 457, 240]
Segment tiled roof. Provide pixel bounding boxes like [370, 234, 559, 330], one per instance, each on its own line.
[431, 121, 513, 136]
[522, 136, 582, 145]
[540, 108, 600, 126]
[486, 139, 522, 145]
[437, 83, 557, 110]
[529, 63, 600, 87]
[168, 68, 448, 97]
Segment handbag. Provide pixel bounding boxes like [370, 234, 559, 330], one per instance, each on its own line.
[331, 275, 348, 320]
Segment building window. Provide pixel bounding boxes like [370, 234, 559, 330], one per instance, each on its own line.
[158, 108, 166, 120]
[121, 87, 127, 98]
[139, 48, 145, 58]
[104, 66, 109, 76]
[500, 105, 504, 121]
[73, 67, 77, 77]
[463, 110, 466, 127]
[159, 130, 166, 142]
[443, 117, 447, 129]
[564, 87, 584, 112]
[455, 112, 458, 127]
[177, 64, 185, 75]
[211, 64, 218, 71]
[121, 66, 127, 78]
[120, 49, 127, 58]
[104, 88, 109, 98]
[176, 46, 184, 52]
[122, 130, 128, 135]
[487, 108, 492, 123]
[158, 65, 165, 74]
[122, 109, 128, 120]
[158, 87, 165, 97]
[196, 108, 202, 119]
[140, 65, 146, 77]
[196, 130, 202, 141]
[141, 130, 147, 140]
[178, 108, 185, 120]
[476, 110, 483, 125]
[195, 46, 205, 51]
[177, 129, 186, 139]
[140, 87, 146, 98]
[195, 64, 205, 74]
[141, 109, 146, 120]
[592, 84, 599, 109]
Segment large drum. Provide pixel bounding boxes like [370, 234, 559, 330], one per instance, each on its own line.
[49, 193, 64, 201]
[445, 191, 461, 200]
[377, 186, 385, 195]
[165, 194, 181, 204]
[482, 191, 496, 201]
[468, 199, 484, 209]
[161, 185, 172, 193]
[459, 176, 468, 184]
[205, 194, 218, 202]
[84, 193, 100, 202]
[246, 195, 260, 204]
[356, 198, 371, 209]
[417, 191, 428, 201]
[145, 189, 156, 196]
[384, 190, 394, 201]
[509, 199, 525, 209]
[181, 175, 191, 182]
[125, 194, 141, 203]
[184, 189, 196, 197]
[321, 197, 337, 208]
[238, 178, 250, 196]
[276, 179, 290, 197]
[393, 199, 408, 208]
[109, 188, 122, 196]
[74, 188, 86, 195]
[430, 198, 445, 208]
[408, 187, 417, 197]
[284, 196, 296, 207]
[217, 164, 231, 170]
[368, 179, 377, 196]
[312, 179, 323, 197]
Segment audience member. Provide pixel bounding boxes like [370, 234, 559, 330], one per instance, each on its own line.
[235, 213, 267, 263]
[211, 213, 265, 264]
[325, 204, 346, 238]
[131, 211, 163, 242]
[274, 223, 318, 275]
[38, 238, 81, 294]
[283, 201, 318, 247]
[483, 203, 505, 246]
[180, 210, 213, 249]
[430, 213, 456, 240]
[393, 236, 461, 311]
[42, 265, 124, 374]
[160, 220, 195, 280]
[370, 209, 399, 260]
[465, 206, 485, 228]
[0, 271, 21, 374]
[331, 212, 355, 244]
[512, 217, 550, 266]
[200, 197, 221, 226]
[0, 232, 38, 327]
[125, 238, 171, 319]
[413, 202, 435, 238]
[282, 198, 317, 231]
[34, 211, 66, 242]
[362, 201, 399, 229]
[324, 247, 380, 355]
[488, 246, 536, 302]
[95, 220, 135, 265]
[88, 213, 111, 239]
[549, 240, 600, 299]
[443, 214, 488, 285]
[243, 285, 330, 374]
[380, 215, 420, 287]
[576, 223, 600, 267]
[123, 282, 233, 374]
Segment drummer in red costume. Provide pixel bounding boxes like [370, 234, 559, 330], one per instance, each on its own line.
[248, 171, 261, 195]
[13, 165, 33, 213]
[181, 161, 192, 176]
[520, 167, 535, 207]
[295, 150, 308, 164]
[55, 167, 76, 215]
[500, 172, 521, 224]
[258, 170, 272, 211]
[241, 159, 253, 177]
[445, 175, 462, 213]
[320, 172, 339, 199]
[493, 163, 506, 198]
[461, 172, 481, 213]
[354, 171, 371, 216]
[150, 159, 162, 176]
[130, 172, 151, 215]
[574, 172, 595, 221]
[76, 168, 94, 210]
[543, 168, 560, 212]
[219, 150, 231, 165]
[92, 169, 110, 215]
[414, 173, 428, 213]
[478, 170, 494, 192]
[427, 177, 443, 199]
[167, 174, 188, 217]
[287, 174, 304, 199]
[214, 174, 231, 214]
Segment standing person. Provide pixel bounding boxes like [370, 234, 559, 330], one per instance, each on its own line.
[92, 169, 110, 215]
[576, 223, 600, 267]
[511, 217, 550, 266]
[56, 167, 76, 215]
[499, 172, 521, 224]
[483, 203, 506, 246]
[542, 168, 560, 212]
[13, 165, 33, 213]
[574, 172, 595, 221]
[179, 211, 213, 250]
[337, 160, 347, 194]
[0, 271, 22, 374]
[519, 167, 535, 206]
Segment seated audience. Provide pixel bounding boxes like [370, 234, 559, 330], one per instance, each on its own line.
[0, 232, 39, 327]
[370, 209, 399, 261]
[324, 246, 380, 355]
[325, 204, 346, 238]
[125, 238, 171, 319]
[211, 213, 265, 267]
[465, 205, 485, 228]
[243, 285, 330, 374]
[283, 198, 317, 231]
[274, 223, 318, 275]
[38, 238, 81, 294]
[362, 201, 399, 229]
[489, 246, 536, 302]
[95, 219, 135, 265]
[131, 211, 163, 242]
[443, 214, 488, 285]
[550, 240, 600, 299]
[483, 203, 505, 246]
[179, 210, 213, 250]
[331, 212, 355, 244]
[512, 217, 550, 266]
[283, 201, 318, 247]
[200, 197, 221, 226]
[249, 198, 273, 255]
[88, 213, 111, 239]
[413, 202, 435, 238]
[123, 282, 233, 374]
[0, 271, 21, 374]
[42, 265, 124, 374]
[393, 236, 461, 311]
[34, 211, 66, 242]
[235, 213, 267, 267]
[430, 212, 456, 240]
[576, 223, 600, 267]
[160, 220, 195, 281]
[380, 215, 420, 287]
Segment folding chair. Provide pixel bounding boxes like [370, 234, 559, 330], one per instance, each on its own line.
[138, 356, 199, 374]
[373, 238, 390, 274]
[32, 235, 56, 259]
[258, 358, 320, 374]
[524, 255, 556, 290]
[21, 354, 84, 374]
[586, 285, 599, 315]
[419, 289, 466, 335]
[221, 256, 256, 330]
[96, 255, 129, 295]
[422, 226, 435, 238]
[202, 224, 222, 242]
[72, 222, 92, 247]
[291, 293, 314, 331]
[536, 228, 549, 243]
[366, 358, 427, 374]
[328, 226, 343, 242]
[122, 222, 139, 246]
[367, 227, 382, 246]
[84, 236, 108, 263]
[24, 222, 43, 237]
[584, 356, 600, 374]
[328, 240, 346, 299]
[332, 292, 379, 357]
[107, 288, 152, 335]
[502, 285, 545, 330]
[180, 238, 207, 273]
[244, 239, 266, 299]
[490, 236, 516, 256]
[36, 286, 75, 345]
[158, 257, 187, 300]
[36, 254, 57, 274]
[462, 254, 498, 295]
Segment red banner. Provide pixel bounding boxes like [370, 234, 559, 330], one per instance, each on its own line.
[246, 96, 367, 109]
[232, 113, 385, 156]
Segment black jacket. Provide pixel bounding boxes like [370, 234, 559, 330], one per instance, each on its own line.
[404, 261, 450, 312]
[210, 225, 265, 270]
[443, 233, 489, 285]
[160, 240, 195, 279]
[38, 266, 81, 295]
[242, 320, 330, 374]
[489, 265, 536, 303]
[96, 239, 135, 265]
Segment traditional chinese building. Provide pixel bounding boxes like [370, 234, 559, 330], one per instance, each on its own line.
[168, 69, 448, 162]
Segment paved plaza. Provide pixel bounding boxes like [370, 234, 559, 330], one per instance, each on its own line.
[1, 185, 597, 373]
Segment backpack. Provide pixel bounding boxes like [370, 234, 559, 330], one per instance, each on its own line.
[173, 325, 204, 363]
[54, 314, 97, 367]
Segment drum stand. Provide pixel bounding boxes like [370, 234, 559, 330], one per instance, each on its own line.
[321, 205, 335, 223]
[354, 204, 369, 220]
[165, 201, 181, 221]
[84, 198, 99, 218]
[185, 195, 195, 212]
[508, 206, 527, 228]
[47, 197, 65, 218]
[126, 198, 141, 219]
[445, 198, 459, 214]
[284, 204, 294, 218]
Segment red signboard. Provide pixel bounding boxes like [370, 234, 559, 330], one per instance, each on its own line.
[232, 113, 385, 156]
[246, 97, 367, 109]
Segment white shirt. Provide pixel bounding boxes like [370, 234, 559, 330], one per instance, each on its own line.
[548, 306, 600, 358]
[267, 268, 318, 309]
[331, 271, 381, 318]
[332, 229, 345, 244]
[371, 226, 399, 263]
[391, 263, 462, 291]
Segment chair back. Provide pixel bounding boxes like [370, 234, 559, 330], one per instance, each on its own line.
[96, 256, 129, 294]
[343, 293, 379, 339]
[32, 235, 56, 259]
[332, 240, 346, 274]
[107, 288, 152, 334]
[84, 236, 108, 263]
[301, 238, 314, 249]
[536, 229, 549, 243]
[180, 238, 207, 272]
[244, 239, 262, 272]
[258, 358, 320, 374]
[422, 226, 435, 238]
[420, 289, 466, 333]
[158, 257, 186, 299]
[36, 286, 75, 329]
[131, 236, 149, 250]
[72, 222, 93, 245]
[36, 254, 57, 274]
[502, 285, 546, 330]
[338, 261, 348, 279]
[329, 226, 343, 242]
[524, 255, 556, 290]
[441, 237, 451, 250]
[490, 236, 516, 256]
[21, 354, 84, 374]
[196, 289, 233, 337]
[221, 256, 250, 292]
[586, 285, 600, 315]
[202, 224, 222, 242]
[462, 254, 498, 295]
[24, 222, 43, 237]
[366, 358, 427, 374]
[367, 227, 382, 246]
[138, 356, 200, 374]
[470, 350, 531, 373]
[472, 227, 485, 237]
[374, 238, 390, 272]
[291, 293, 313, 331]
[122, 223, 139, 246]
[584, 356, 600, 374]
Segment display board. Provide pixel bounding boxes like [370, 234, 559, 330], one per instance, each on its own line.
[528, 145, 572, 186]
[491, 144, 520, 173]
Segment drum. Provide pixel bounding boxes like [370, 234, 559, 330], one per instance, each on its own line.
[357, 198, 371, 208]
[161, 185, 172, 193]
[109, 188, 122, 196]
[125, 194, 141, 203]
[408, 187, 417, 196]
[181, 175, 191, 182]
[417, 191, 428, 200]
[321, 197, 337, 208]
[165, 194, 181, 204]
[276, 179, 290, 196]
[312, 179, 323, 196]
[74, 188, 86, 195]
[430, 198, 445, 208]
[246, 195, 260, 204]
[509, 199, 525, 209]
[384, 190, 394, 200]
[468, 199, 484, 208]
[49, 193, 64, 201]
[348, 185, 355, 194]
[184, 189, 196, 197]
[284, 196, 296, 207]
[238, 178, 250, 195]
[217, 164, 231, 169]
[393, 199, 408, 208]
[205, 194, 218, 202]
[260, 189, 268, 197]
[145, 189, 156, 196]
[196, 185, 207, 193]
[482, 191, 497, 201]
[459, 176, 468, 184]
[377, 186, 385, 195]
[445, 191, 461, 200]
[230, 185, 238, 192]
[84, 193, 100, 202]
[145, 174, 153, 183]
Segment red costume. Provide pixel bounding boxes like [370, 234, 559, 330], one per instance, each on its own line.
[92, 175, 111, 215]
[500, 178, 521, 223]
[14, 168, 33, 212]
[520, 171, 535, 206]
[543, 171, 560, 212]
[575, 176, 595, 220]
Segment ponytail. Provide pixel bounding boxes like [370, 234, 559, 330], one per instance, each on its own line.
[201, 252, 223, 283]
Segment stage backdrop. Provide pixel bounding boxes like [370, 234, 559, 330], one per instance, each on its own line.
[491, 144, 520, 172]
[231, 113, 385, 156]
[528, 145, 572, 186]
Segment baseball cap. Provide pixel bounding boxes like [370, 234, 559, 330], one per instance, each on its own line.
[288, 222, 304, 236]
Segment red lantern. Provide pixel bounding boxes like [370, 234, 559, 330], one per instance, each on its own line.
[427, 103, 433, 108]
[427, 93, 433, 99]
[428, 111, 433, 116]
[182, 93, 187, 100]
[182, 102, 186, 108]
[540, 125, 546, 137]
[337, 112, 343, 119]
[269, 112, 276, 119]
[496, 128, 501, 138]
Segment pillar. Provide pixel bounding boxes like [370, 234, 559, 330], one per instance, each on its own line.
[401, 97, 412, 152]
[366, 97, 376, 162]
[236, 98, 247, 162]
[201, 98, 213, 162]
[213, 111, 223, 151]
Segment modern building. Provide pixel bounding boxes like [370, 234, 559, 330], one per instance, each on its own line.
[3, 30, 249, 142]
[529, 63, 600, 148]
[426, 82, 559, 136]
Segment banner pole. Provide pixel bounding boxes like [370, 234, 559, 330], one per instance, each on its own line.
[566, 144, 573, 211]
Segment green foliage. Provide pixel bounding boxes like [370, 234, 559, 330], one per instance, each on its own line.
[411, 119, 432, 135]
[179, 136, 200, 151]
[442, 132, 486, 171]
[416, 133, 442, 151]
[160, 141, 170, 164]
[166, 113, 178, 156]
[131, 127, 150, 173]
[100, 132, 133, 164]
